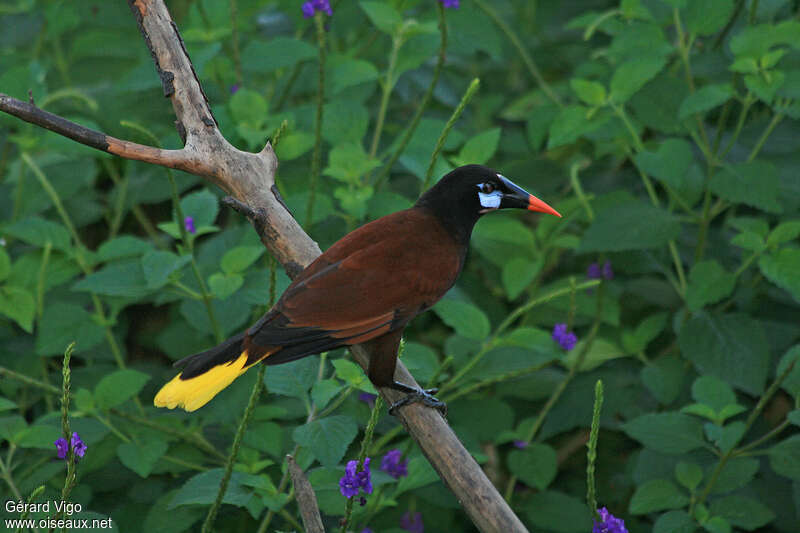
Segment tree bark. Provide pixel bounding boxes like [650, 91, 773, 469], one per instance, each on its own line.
[0, 1, 528, 531]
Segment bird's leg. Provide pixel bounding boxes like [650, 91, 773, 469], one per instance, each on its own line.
[387, 381, 447, 417]
[364, 330, 448, 417]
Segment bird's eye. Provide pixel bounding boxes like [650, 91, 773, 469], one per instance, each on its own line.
[481, 182, 495, 194]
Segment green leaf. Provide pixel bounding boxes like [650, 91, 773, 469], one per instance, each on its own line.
[731, 231, 766, 252]
[563, 337, 626, 371]
[323, 100, 369, 145]
[524, 491, 591, 532]
[5, 216, 72, 251]
[208, 272, 244, 300]
[170, 469, 254, 508]
[96, 236, 154, 262]
[547, 105, 609, 148]
[264, 357, 319, 398]
[454, 128, 501, 166]
[502, 257, 541, 300]
[332, 359, 367, 388]
[623, 312, 668, 353]
[678, 84, 733, 119]
[0, 286, 34, 332]
[180, 189, 219, 228]
[221, 246, 264, 275]
[17, 424, 59, 449]
[311, 379, 343, 410]
[705, 421, 746, 453]
[789, 410, 800, 426]
[327, 56, 379, 95]
[653, 510, 695, 533]
[769, 435, 800, 480]
[359, 1, 402, 34]
[675, 461, 703, 491]
[35, 302, 105, 356]
[0, 249, 10, 282]
[72, 260, 152, 298]
[432, 299, 490, 340]
[767, 220, 800, 247]
[711, 457, 759, 494]
[117, 438, 168, 477]
[334, 185, 373, 219]
[629, 479, 689, 514]
[759, 248, 800, 301]
[703, 517, 731, 533]
[622, 412, 705, 454]
[229, 88, 268, 127]
[709, 495, 775, 531]
[686, 260, 736, 311]
[142, 251, 191, 289]
[711, 161, 783, 214]
[678, 312, 770, 395]
[94, 369, 150, 409]
[508, 443, 557, 490]
[274, 131, 315, 161]
[691, 376, 736, 412]
[641, 355, 685, 405]
[633, 138, 702, 204]
[579, 201, 681, 252]
[570, 78, 606, 106]
[293, 415, 358, 467]
[610, 56, 667, 103]
[323, 142, 381, 184]
[685, 0, 734, 35]
[745, 70, 785, 105]
[241, 37, 316, 74]
[777, 345, 800, 396]
[0, 398, 17, 412]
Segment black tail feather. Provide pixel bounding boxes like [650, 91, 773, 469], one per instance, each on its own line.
[174, 332, 246, 379]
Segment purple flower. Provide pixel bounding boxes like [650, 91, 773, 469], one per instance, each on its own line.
[71, 432, 87, 458]
[552, 323, 577, 351]
[339, 457, 373, 499]
[513, 440, 528, 449]
[302, 0, 332, 18]
[439, 0, 459, 8]
[184, 216, 196, 234]
[400, 511, 424, 533]
[380, 449, 409, 479]
[359, 392, 377, 408]
[593, 507, 628, 533]
[55, 437, 69, 459]
[361, 529, 373, 533]
[54, 432, 87, 460]
[587, 261, 613, 280]
[229, 83, 240, 94]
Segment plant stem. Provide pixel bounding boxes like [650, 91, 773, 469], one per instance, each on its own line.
[341, 396, 383, 533]
[586, 380, 604, 517]
[373, 3, 447, 190]
[306, 12, 327, 227]
[421, 78, 480, 191]
[229, 0, 243, 85]
[202, 365, 265, 533]
[368, 33, 403, 159]
[747, 111, 784, 162]
[473, 0, 561, 107]
[504, 287, 604, 502]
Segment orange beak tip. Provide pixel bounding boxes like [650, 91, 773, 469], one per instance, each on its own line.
[527, 195, 562, 218]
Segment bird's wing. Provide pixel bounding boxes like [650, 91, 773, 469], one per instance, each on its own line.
[249, 209, 463, 349]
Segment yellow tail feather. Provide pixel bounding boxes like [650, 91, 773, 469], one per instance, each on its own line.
[154, 352, 252, 412]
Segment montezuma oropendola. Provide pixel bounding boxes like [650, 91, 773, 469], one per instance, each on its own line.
[154, 164, 560, 413]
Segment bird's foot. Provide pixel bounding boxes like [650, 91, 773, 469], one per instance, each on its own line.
[388, 386, 447, 417]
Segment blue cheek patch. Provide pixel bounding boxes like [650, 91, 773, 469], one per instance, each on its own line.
[478, 190, 502, 208]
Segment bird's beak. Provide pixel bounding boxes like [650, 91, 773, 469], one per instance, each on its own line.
[498, 175, 561, 217]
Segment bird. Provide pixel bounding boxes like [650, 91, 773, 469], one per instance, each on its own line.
[154, 164, 561, 413]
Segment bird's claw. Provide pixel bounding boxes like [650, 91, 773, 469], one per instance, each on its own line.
[388, 388, 447, 417]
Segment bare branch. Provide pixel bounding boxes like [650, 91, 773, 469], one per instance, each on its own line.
[287, 455, 325, 533]
[1, 1, 529, 531]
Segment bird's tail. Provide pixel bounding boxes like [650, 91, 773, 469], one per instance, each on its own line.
[154, 332, 272, 412]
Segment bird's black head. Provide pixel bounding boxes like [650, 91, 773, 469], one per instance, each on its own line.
[415, 164, 561, 244]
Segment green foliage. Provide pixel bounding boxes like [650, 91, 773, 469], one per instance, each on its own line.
[1, 1, 799, 532]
